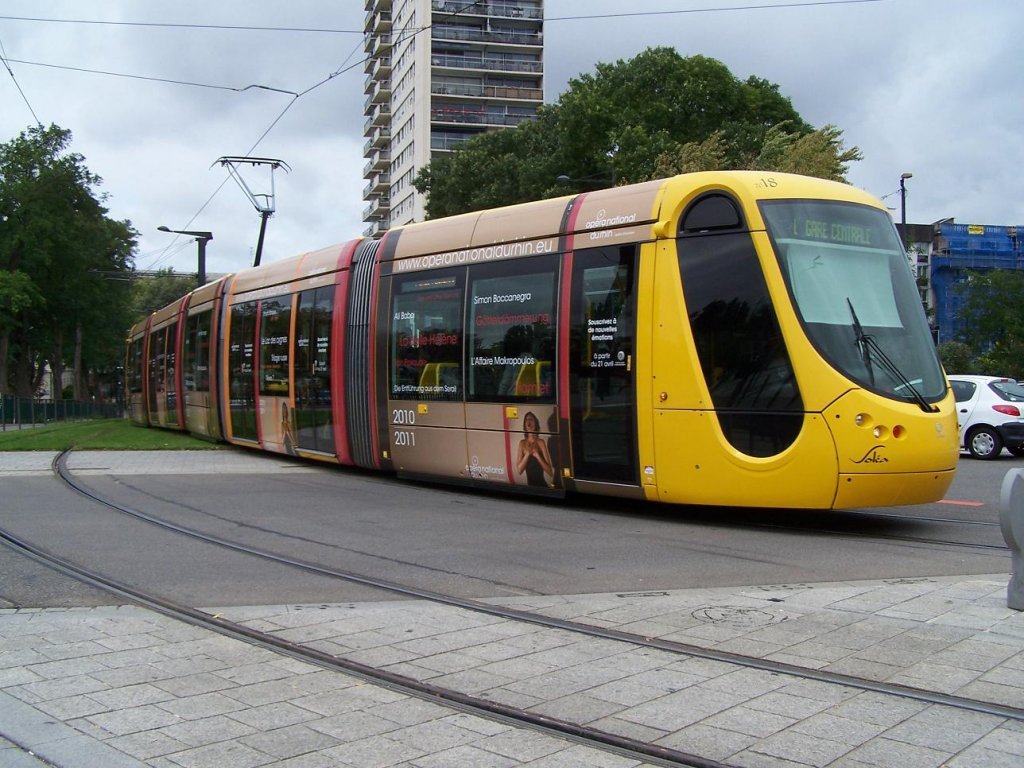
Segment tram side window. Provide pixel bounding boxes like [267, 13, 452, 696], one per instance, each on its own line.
[195, 311, 211, 391]
[129, 338, 144, 393]
[390, 271, 464, 401]
[184, 311, 212, 392]
[467, 256, 557, 402]
[183, 321, 195, 392]
[260, 296, 292, 397]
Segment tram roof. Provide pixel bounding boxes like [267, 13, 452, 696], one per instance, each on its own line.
[382, 178, 667, 263]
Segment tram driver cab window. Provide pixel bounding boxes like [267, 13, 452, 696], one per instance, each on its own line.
[677, 193, 804, 458]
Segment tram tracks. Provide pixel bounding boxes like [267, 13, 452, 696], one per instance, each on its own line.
[0, 525, 716, 768]
[1, 450, 1020, 767]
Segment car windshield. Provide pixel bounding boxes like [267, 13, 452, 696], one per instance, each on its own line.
[761, 199, 946, 404]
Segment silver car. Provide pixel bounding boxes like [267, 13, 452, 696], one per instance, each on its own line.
[948, 375, 1024, 459]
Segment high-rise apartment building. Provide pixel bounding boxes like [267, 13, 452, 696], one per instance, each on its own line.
[362, 0, 544, 235]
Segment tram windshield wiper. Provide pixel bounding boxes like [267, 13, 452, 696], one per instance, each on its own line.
[847, 298, 938, 413]
[847, 298, 874, 386]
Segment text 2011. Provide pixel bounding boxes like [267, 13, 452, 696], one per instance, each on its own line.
[393, 430, 416, 447]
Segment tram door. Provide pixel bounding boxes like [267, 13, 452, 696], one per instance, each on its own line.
[165, 321, 178, 427]
[569, 245, 638, 484]
[147, 327, 164, 422]
[227, 301, 258, 441]
[293, 287, 335, 454]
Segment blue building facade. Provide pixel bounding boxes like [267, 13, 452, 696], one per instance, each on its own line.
[929, 222, 1023, 343]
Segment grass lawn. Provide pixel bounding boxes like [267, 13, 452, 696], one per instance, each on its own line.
[0, 419, 221, 452]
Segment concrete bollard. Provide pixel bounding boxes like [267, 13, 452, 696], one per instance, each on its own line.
[999, 469, 1024, 610]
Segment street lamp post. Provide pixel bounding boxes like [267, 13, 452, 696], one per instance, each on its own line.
[899, 172, 913, 232]
[157, 226, 213, 286]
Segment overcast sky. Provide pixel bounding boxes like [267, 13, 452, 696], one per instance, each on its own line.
[1, 0, 1020, 277]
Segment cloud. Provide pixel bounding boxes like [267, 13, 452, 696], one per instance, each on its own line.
[1, 0, 1020, 279]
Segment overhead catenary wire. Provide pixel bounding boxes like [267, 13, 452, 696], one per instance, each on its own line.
[140, 53, 361, 272]
[0, 16, 361, 34]
[0, 57, 299, 94]
[0, 1, 887, 32]
[0, 0, 892, 103]
[143, 2, 486, 271]
[0, 35, 42, 126]
[546, 0, 884, 21]
[0, 0, 885, 110]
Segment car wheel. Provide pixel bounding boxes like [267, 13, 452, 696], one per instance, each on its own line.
[967, 426, 1003, 460]
[1008, 445, 1024, 458]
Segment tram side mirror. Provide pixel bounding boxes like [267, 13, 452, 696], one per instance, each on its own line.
[999, 469, 1024, 610]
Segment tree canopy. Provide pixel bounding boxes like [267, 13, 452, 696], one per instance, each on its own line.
[0, 124, 137, 398]
[130, 269, 196, 322]
[415, 47, 862, 219]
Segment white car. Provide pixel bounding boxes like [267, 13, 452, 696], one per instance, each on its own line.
[948, 375, 1024, 459]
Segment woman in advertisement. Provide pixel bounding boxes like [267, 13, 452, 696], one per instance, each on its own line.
[516, 410, 554, 487]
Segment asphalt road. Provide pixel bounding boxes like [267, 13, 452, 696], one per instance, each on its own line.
[0, 452, 1014, 610]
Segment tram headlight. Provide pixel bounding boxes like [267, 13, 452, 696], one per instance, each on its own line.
[853, 415, 904, 441]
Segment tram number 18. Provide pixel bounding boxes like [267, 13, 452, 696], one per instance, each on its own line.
[393, 430, 416, 447]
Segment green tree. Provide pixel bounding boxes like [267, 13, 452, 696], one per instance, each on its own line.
[415, 117, 560, 220]
[129, 269, 197, 323]
[0, 124, 136, 398]
[416, 47, 859, 218]
[955, 269, 1024, 379]
[936, 340, 974, 375]
[653, 123, 862, 180]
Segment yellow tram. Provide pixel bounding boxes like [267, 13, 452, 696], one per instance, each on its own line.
[127, 171, 959, 509]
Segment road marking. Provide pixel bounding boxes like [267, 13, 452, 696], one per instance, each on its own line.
[938, 499, 985, 507]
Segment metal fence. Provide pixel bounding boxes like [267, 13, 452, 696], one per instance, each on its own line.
[0, 395, 122, 430]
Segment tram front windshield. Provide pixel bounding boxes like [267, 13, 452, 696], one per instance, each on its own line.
[761, 199, 946, 404]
